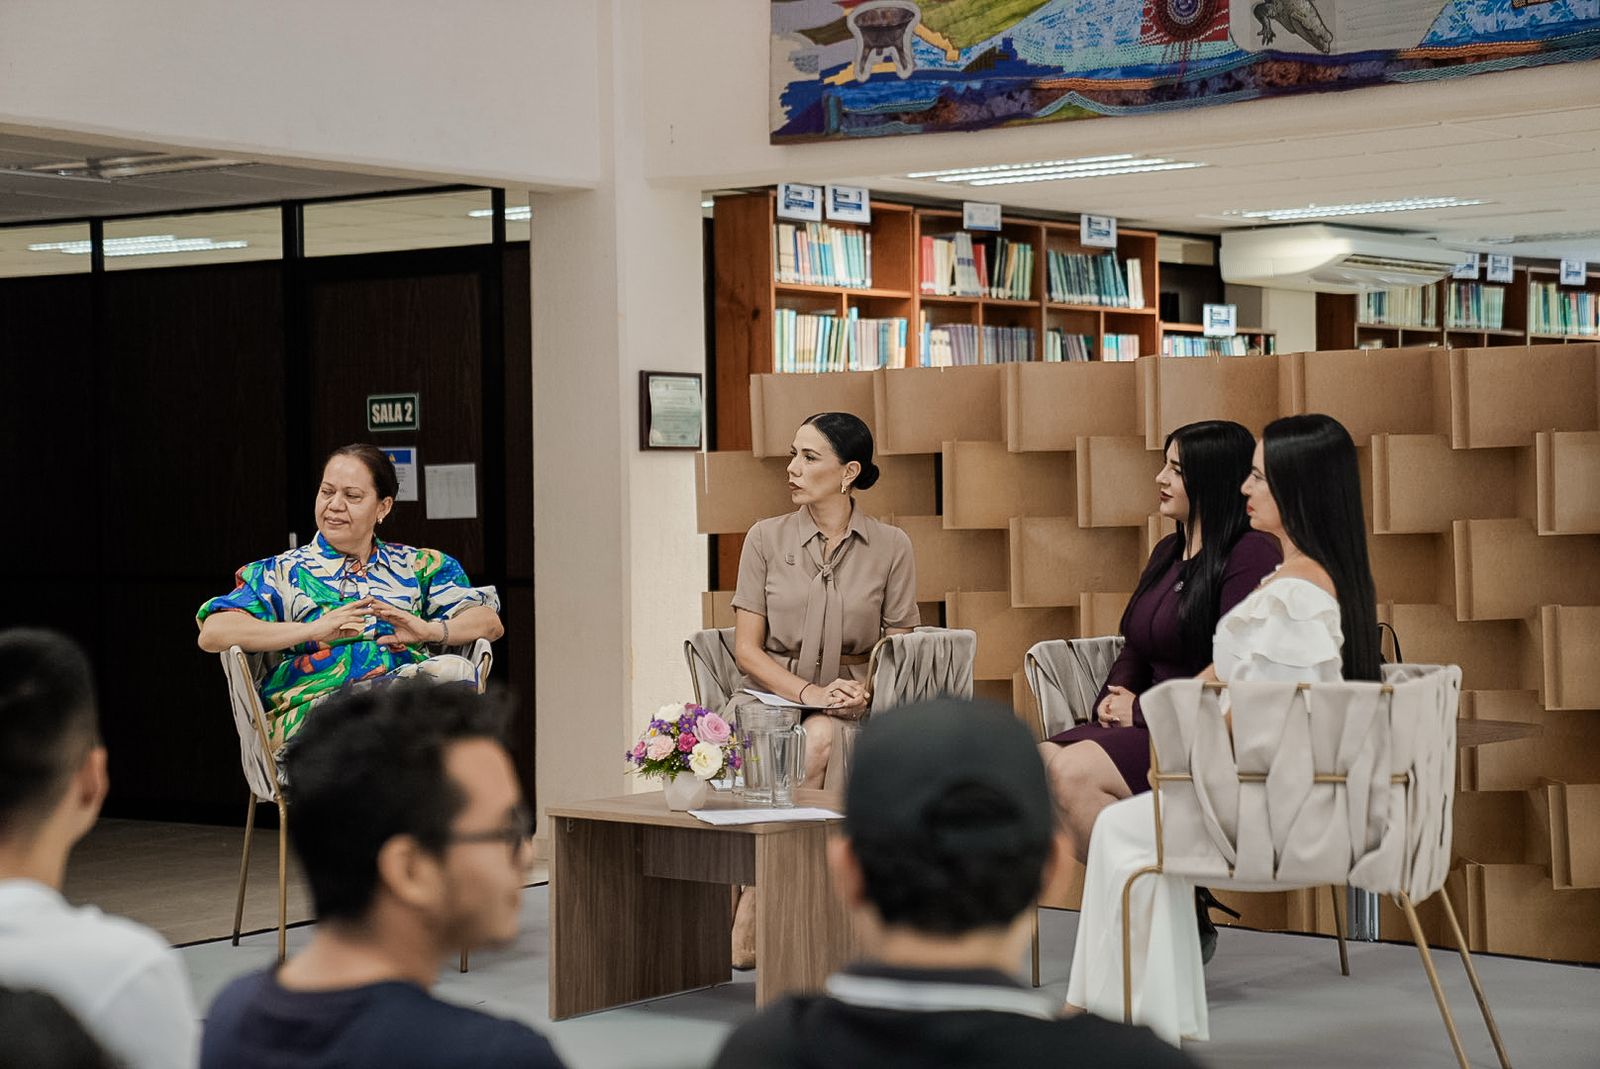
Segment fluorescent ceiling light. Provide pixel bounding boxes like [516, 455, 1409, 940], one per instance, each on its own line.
[701, 200, 714, 209]
[14, 154, 247, 180]
[1221, 196, 1487, 222]
[28, 235, 250, 257]
[906, 154, 1205, 186]
[467, 206, 532, 220]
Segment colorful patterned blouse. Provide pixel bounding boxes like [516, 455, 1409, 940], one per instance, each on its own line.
[197, 533, 499, 747]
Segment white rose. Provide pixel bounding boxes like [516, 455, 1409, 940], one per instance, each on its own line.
[688, 741, 724, 780]
[658, 703, 683, 721]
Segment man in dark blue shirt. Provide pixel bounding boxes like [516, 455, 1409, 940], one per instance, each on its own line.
[202, 682, 563, 1069]
[711, 698, 1198, 1069]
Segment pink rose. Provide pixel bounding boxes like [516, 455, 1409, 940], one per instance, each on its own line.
[695, 712, 732, 746]
[646, 735, 675, 761]
[631, 741, 647, 760]
[678, 732, 698, 752]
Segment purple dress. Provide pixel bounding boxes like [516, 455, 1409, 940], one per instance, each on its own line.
[1047, 530, 1281, 792]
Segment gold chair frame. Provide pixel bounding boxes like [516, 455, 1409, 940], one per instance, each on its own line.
[1121, 680, 1510, 1069]
[225, 641, 492, 972]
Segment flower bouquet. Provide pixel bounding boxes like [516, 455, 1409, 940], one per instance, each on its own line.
[626, 702, 742, 810]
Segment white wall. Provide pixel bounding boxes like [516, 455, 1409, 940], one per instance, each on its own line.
[0, 0, 603, 188]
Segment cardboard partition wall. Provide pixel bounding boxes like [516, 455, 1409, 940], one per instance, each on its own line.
[749, 370, 879, 459]
[1008, 518, 1141, 608]
[874, 364, 1005, 455]
[1450, 519, 1600, 620]
[1076, 436, 1163, 527]
[941, 441, 1075, 529]
[1446, 343, 1599, 449]
[1535, 430, 1600, 534]
[1004, 360, 1140, 452]
[1370, 435, 1520, 534]
[889, 515, 1009, 602]
[1137, 353, 1280, 449]
[1279, 346, 1448, 439]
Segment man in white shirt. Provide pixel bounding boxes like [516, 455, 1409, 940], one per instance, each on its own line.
[0, 628, 199, 1069]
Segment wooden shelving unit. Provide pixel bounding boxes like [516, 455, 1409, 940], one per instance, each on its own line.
[1160, 321, 1277, 357]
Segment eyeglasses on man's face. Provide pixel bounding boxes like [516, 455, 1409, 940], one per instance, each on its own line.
[446, 804, 534, 863]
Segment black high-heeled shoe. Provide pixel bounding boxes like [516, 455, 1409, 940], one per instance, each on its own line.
[1195, 887, 1241, 965]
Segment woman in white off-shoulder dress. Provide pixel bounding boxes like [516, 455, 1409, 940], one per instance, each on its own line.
[1067, 414, 1382, 1046]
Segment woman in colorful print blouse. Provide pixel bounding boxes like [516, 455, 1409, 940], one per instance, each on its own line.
[197, 444, 503, 752]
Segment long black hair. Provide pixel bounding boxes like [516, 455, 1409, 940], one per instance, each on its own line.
[1261, 414, 1381, 682]
[1124, 420, 1257, 654]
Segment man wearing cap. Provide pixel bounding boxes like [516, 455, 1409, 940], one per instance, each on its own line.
[710, 697, 1197, 1068]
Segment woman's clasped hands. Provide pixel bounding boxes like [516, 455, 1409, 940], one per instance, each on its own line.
[803, 677, 869, 717]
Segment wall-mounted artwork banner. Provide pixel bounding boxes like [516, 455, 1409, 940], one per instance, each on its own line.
[770, 0, 1600, 143]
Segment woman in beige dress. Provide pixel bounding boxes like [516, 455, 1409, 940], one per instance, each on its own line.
[726, 411, 919, 965]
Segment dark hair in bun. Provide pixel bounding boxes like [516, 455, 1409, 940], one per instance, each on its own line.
[325, 443, 399, 501]
[803, 412, 879, 491]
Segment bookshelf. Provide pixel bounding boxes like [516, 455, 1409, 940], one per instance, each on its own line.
[1315, 269, 1548, 350]
[1160, 322, 1277, 357]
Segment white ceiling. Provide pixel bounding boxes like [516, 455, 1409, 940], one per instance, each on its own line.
[862, 98, 1600, 263]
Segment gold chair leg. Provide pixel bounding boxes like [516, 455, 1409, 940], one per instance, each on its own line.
[1331, 885, 1350, 977]
[460, 949, 470, 974]
[276, 800, 289, 966]
[1396, 891, 1471, 1069]
[1120, 866, 1162, 1024]
[232, 797, 257, 946]
[1031, 909, 1040, 988]
[1437, 888, 1512, 1069]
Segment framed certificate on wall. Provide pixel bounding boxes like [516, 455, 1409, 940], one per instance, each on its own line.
[639, 371, 704, 450]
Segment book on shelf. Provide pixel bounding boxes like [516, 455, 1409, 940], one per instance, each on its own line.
[1530, 281, 1599, 336]
[1161, 334, 1273, 357]
[1046, 251, 1143, 308]
[919, 233, 986, 298]
[773, 222, 873, 289]
[773, 307, 907, 372]
[984, 236, 1034, 301]
[1045, 329, 1093, 362]
[918, 317, 1035, 366]
[1359, 285, 1438, 327]
[1102, 334, 1141, 361]
[1446, 282, 1505, 330]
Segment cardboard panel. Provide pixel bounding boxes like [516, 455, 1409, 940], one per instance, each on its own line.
[701, 590, 735, 629]
[973, 678, 1013, 709]
[1143, 514, 1177, 559]
[1079, 592, 1131, 639]
[888, 515, 1008, 602]
[1380, 604, 1527, 692]
[696, 452, 935, 534]
[1012, 667, 1042, 740]
[945, 591, 1075, 681]
[1544, 782, 1600, 889]
[749, 370, 879, 458]
[1370, 435, 1519, 534]
[1279, 347, 1448, 439]
[1451, 519, 1600, 621]
[1003, 360, 1140, 452]
[1076, 436, 1162, 528]
[1460, 691, 1600, 791]
[1536, 431, 1600, 535]
[1538, 605, 1600, 710]
[1447, 343, 1599, 449]
[1456, 862, 1600, 960]
[1009, 518, 1142, 607]
[1136, 354, 1280, 449]
[875, 364, 1004, 455]
[1369, 533, 1447, 606]
[941, 441, 1074, 530]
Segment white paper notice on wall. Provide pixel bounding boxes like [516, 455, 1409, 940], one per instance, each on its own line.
[383, 447, 419, 502]
[1486, 253, 1514, 283]
[1561, 259, 1587, 286]
[825, 184, 871, 224]
[1081, 214, 1118, 248]
[425, 464, 477, 520]
[777, 182, 822, 222]
[1202, 303, 1238, 338]
[1452, 252, 1480, 280]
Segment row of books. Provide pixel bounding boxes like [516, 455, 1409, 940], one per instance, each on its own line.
[1445, 282, 1505, 330]
[1042, 331, 1143, 362]
[772, 308, 907, 372]
[1529, 282, 1600, 336]
[921, 323, 1036, 366]
[1360, 286, 1438, 327]
[1161, 334, 1276, 357]
[920, 233, 991, 298]
[773, 223, 873, 289]
[986, 237, 1034, 301]
[1047, 252, 1144, 308]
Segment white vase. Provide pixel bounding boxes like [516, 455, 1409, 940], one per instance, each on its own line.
[663, 774, 709, 811]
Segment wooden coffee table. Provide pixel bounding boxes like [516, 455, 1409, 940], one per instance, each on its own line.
[545, 787, 860, 1019]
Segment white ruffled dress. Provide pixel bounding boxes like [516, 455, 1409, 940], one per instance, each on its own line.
[1066, 575, 1343, 1046]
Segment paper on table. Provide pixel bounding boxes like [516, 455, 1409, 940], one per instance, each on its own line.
[689, 806, 843, 826]
[740, 687, 821, 709]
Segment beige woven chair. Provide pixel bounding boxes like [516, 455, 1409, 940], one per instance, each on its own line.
[865, 626, 975, 709]
[222, 638, 493, 969]
[1023, 635, 1123, 986]
[684, 627, 740, 711]
[1131, 665, 1509, 1069]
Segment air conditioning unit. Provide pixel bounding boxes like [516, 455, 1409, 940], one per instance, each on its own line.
[1220, 225, 1461, 294]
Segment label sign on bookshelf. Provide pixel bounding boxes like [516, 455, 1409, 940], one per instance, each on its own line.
[1203, 303, 1238, 338]
[1561, 259, 1587, 286]
[1453, 252, 1480, 280]
[825, 184, 871, 224]
[963, 201, 1002, 232]
[1487, 253, 1514, 283]
[1082, 214, 1118, 249]
[777, 183, 822, 222]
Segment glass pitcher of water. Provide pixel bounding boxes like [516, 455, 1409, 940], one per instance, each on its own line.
[739, 705, 806, 807]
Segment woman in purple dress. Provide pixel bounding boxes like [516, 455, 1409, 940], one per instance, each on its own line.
[1039, 420, 1279, 863]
